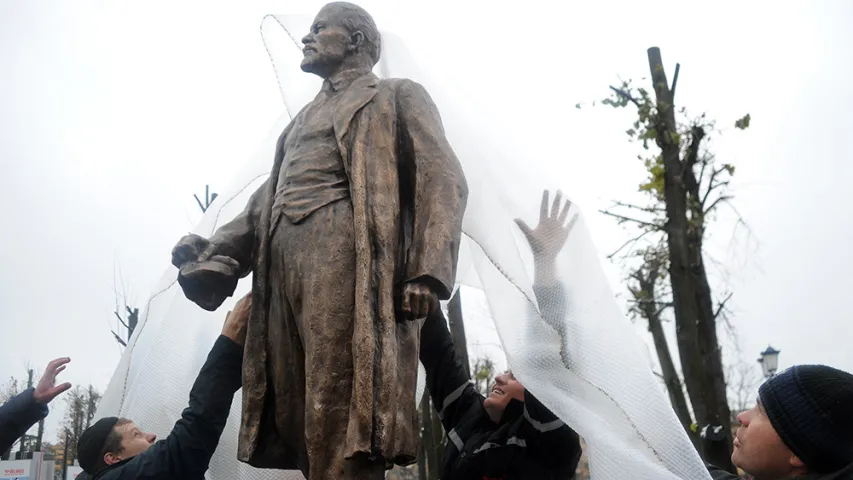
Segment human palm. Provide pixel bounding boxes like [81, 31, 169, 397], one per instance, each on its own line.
[515, 190, 577, 267]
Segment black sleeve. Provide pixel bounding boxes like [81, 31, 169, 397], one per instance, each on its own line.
[0, 388, 48, 453]
[420, 308, 480, 433]
[520, 390, 582, 472]
[532, 281, 567, 334]
[108, 335, 243, 479]
[706, 464, 740, 479]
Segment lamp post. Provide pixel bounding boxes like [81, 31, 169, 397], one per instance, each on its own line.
[757, 346, 781, 379]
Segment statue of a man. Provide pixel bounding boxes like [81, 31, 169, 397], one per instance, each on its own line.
[170, 2, 468, 478]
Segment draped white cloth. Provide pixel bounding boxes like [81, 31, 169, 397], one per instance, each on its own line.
[97, 13, 710, 480]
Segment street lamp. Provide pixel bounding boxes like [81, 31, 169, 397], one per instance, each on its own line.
[758, 346, 781, 379]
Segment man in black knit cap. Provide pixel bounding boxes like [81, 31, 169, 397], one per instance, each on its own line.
[75, 293, 251, 479]
[708, 364, 853, 480]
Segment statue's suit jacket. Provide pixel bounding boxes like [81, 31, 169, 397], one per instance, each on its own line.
[208, 72, 468, 468]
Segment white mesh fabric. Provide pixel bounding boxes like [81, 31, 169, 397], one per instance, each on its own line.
[97, 12, 711, 480]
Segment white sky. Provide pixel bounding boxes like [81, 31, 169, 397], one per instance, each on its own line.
[2, 0, 852, 443]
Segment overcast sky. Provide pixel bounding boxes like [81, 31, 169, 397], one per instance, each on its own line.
[2, 0, 852, 443]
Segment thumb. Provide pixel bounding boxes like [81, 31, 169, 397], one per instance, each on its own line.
[514, 219, 533, 239]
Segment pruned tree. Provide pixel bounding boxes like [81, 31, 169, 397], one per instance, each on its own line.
[112, 264, 139, 348]
[623, 243, 694, 439]
[595, 47, 750, 472]
[58, 385, 101, 464]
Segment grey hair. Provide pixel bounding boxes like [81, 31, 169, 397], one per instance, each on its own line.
[326, 2, 381, 66]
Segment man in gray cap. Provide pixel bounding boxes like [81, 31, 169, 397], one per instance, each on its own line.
[76, 293, 251, 479]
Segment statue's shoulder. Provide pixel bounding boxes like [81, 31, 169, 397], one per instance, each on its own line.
[376, 77, 421, 91]
[376, 77, 431, 99]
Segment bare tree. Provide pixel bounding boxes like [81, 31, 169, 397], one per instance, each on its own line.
[727, 360, 762, 423]
[58, 385, 101, 463]
[112, 264, 139, 348]
[623, 244, 694, 439]
[596, 47, 751, 471]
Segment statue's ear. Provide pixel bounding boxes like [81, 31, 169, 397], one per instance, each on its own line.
[348, 31, 364, 52]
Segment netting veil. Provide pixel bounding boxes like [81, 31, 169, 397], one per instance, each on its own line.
[96, 13, 711, 480]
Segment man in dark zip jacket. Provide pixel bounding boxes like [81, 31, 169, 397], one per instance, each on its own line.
[707, 364, 853, 480]
[75, 293, 252, 479]
[0, 357, 72, 452]
[419, 190, 582, 479]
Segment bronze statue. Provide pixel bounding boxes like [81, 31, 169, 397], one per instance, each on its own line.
[170, 2, 468, 478]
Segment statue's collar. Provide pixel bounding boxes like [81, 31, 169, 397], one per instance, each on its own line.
[324, 67, 374, 93]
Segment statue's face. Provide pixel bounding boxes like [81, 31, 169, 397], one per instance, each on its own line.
[300, 6, 352, 78]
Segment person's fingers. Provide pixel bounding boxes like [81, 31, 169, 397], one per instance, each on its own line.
[53, 365, 67, 377]
[409, 291, 422, 319]
[45, 357, 70, 375]
[565, 213, 579, 235]
[46, 382, 72, 402]
[551, 190, 563, 219]
[558, 198, 572, 225]
[417, 292, 430, 318]
[401, 287, 412, 314]
[539, 190, 549, 221]
[514, 219, 533, 240]
[426, 293, 438, 317]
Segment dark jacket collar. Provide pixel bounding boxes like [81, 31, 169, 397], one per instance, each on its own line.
[92, 457, 133, 479]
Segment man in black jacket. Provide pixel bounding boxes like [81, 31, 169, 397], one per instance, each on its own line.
[419, 190, 583, 479]
[707, 364, 853, 480]
[76, 292, 252, 479]
[0, 356, 72, 453]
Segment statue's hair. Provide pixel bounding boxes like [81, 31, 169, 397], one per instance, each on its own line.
[325, 2, 381, 66]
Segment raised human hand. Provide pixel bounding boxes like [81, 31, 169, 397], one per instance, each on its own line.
[400, 282, 438, 320]
[171, 234, 212, 269]
[33, 357, 72, 405]
[514, 190, 578, 269]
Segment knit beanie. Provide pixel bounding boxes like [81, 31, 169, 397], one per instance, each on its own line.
[759, 365, 853, 473]
[77, 417, 119, 474]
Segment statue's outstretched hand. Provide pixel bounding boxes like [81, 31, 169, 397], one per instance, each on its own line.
[400, 282, 438, 320]
[514, 189, 578, 268]
[171, 234, 212, 268]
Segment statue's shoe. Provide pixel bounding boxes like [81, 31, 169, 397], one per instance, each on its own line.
[177, 255, 241, 311]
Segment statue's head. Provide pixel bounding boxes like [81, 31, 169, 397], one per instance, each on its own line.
[300, 2, 381, 78]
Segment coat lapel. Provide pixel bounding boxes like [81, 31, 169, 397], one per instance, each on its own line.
[333, 73, 380, 161]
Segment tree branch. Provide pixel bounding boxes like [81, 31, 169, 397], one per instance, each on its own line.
[684, 126, 706, 172]
[670, 63, 681, 100]
[600, 210, 662, 229]
[607, 229, 656, 259]
[703, 195, 733, 216]
[114, 311, 130, 330]
[700, 166, 729, 209]
[713, 292, 734, 321]
[653, 302, 674, 318]
[611, 200, 666, 214]
[111, 331, 127, 347]
[609, 85, 642, 108]
[193, 194, 207, 213]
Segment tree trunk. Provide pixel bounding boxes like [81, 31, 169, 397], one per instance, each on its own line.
[647, 46, 734, 472]
[35, 418, 44, 451]
[447, 290, 470, 378]
[429, 401, 445, 480]
[638, 293, 694, 437]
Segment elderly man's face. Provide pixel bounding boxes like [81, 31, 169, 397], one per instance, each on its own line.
[732, 400, 805, 478]
[300, 7, 352, 77]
